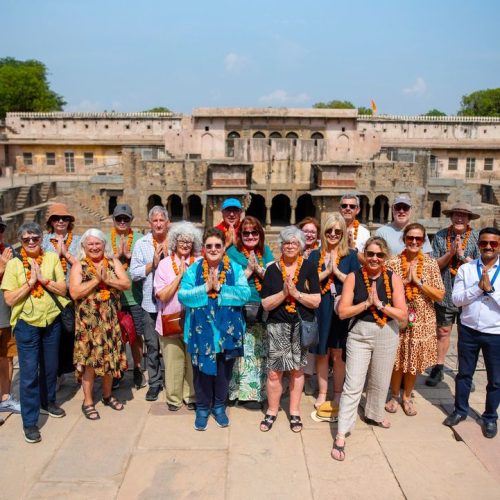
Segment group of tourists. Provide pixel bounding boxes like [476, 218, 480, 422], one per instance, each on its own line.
[0, 194, 498, 461]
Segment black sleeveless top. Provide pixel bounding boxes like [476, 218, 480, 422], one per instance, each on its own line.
[353, 269, 394, 323]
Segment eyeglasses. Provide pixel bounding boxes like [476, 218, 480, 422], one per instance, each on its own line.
[283, 241, 299, 247]
[394, 204, 410, 212]
[325, 229, 343, 237]
[21, 236, 41, 244]
[340, 203, 357, 210]
[478, 240, 499, 249]
[177, 239, 193, 247]
[115, 216, 131, 223]
[242, 230, 259, 238]
[205, 243, 223, 250]
[302, 230, 317, 235]
[366, 251, 386, 259]
[51, 216, 72, 223]
[405, 235, 424, 244]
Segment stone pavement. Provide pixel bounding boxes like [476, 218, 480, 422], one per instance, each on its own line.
[0, 330, 499, 500]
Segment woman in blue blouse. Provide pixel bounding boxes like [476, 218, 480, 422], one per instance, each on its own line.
[178, 228, 251, 431]
[227, 216, 274, 410]
[309, 214, 360, 411]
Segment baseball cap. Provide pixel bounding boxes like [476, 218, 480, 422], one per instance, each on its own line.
[113, 204, 134, 219]
[393, 195, 412, 207]
[222, 198, 242, 210]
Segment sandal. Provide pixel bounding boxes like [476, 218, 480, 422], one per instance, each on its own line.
[402, 399, 417, 416]
[314, 392, 328, 410]
[260, 414, 277, 432]
[364, 417, 391, 429]
[385, 397, 399, 414]
[81, 404, 100, 420]
[289, 415, 303, 433]
[101, 396, 124, 411]
[331, 435, 345, 461]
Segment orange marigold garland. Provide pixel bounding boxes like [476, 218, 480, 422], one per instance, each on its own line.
[280, 255, 303, 313]
[171, 253, 195, 276]
[446, 225, 471, 276]
[111, 228, 133, 270]
[85, 257, 111, 300]
[242, 247, 264, 292]
[317, 251, 341, 295]
[21, 247, 44, 298]
[50, 232, 73, 273]
[400, 250, 424, 301]
[351, 220, 360, 245]
[203, 254, 230, 299]
[361, 266, 392, 327]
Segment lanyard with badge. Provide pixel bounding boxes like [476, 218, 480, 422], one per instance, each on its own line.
[476, 260, 500, 294]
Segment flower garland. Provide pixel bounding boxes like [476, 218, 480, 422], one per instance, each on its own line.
[351, 220, 360, 245]
[317, 251, 340, 295]
[280, 255, 303, 313]
[84, 257, 111, 301]
[21, 248, 44, 298]
[111, 228, 133, 270]
[171, 253, 195, 276]
[400, 250, 424, 301]
[242, 247, 264, 292]
[50, 232, 73, 273]
[446, 225, 471, 276]
[203, 254, 230, 298]
[361, 266, 392, 327]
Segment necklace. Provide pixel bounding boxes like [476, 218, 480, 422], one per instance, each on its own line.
[202, 254, 230, 298]
[361, 266, 392, 327]
[446, 225, 471, 276]
[21, 248, 44, 298]
[280, 255, 303, 313]
[84, 257, 111, 300]
[317, 250, 340, 295]
[50, 232, 73, 273]
[111, 228, 133, 270]
[171, 253, 195, 275]
[351, 220, 360, 245]
[242, 247, 264, 292]
[400, 250, 424, 301]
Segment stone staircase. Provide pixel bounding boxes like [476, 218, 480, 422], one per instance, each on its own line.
[77, 202, 108, 223]
[39, 182, 52, 202]
[15, 185, 30, 210]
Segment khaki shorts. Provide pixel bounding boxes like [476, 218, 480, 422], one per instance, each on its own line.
[0, 327, 17, 358]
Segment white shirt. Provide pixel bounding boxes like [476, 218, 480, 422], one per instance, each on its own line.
[349, 223, 370, 252]
[452, 257, 500, 335]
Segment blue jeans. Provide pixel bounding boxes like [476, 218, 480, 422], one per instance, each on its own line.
[455, 323, 500, 424]
[15, 318, 61, 428]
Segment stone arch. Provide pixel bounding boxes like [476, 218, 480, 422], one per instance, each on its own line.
[311, 132, 324, 140]
[431, 200, 441, 218]
[253, 131, 266, 138]
[271, 194, 291, 226]
[373, 195, 389, 224]
[147, 194, 163, 213]
[167, 194, 183, 222]
[358, 195, 371, 224]
[286, 132, 299, 139]
[245, 193, 266, 225]
[337, 134, 349, 153]
[188, 194, 203, 223]
[269, 131, 282, 139]
[295, 193, 316, 223]
[226, 131, 240, 158]
[201, 133, 214, 158]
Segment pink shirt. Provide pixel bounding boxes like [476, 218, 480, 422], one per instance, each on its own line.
[154, 254, 200, 336]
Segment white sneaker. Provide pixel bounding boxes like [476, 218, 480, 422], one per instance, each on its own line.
[0, 395, 21, 413]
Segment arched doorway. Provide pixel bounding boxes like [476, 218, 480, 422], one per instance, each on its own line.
[147, 194, 163, 213]
[271, 194, 291, 226]
[188, 194, 202, 223]
[253, 131, 266, 138]
[432, 200, 441, 218]
[358, 195, 370, 224]
[246, 194, 266, 225]
[295, 193, 316, 223]
[226, 131, 240, 157]
[167, 194, 183, 221]
[373, 195, 389, 224]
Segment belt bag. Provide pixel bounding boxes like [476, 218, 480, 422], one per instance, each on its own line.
[45, 287, 75, 334]
[243, 303, 261, 325]
[161, 311, 184, 337]
[298, 309, 319, 348]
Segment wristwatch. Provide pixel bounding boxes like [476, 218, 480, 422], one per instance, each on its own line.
[377, 301, 386, 311]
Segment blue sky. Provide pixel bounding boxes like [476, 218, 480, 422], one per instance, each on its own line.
[2, 0, 499, 115]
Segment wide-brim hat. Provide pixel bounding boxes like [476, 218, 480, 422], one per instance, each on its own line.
[442, 202, 480, 220]
[46, 203, 75, 222]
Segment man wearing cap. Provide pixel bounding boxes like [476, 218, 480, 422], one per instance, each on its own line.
[375, 195, 433, 256]
[426, 202, 480, 387]
[446, 227, 500, 439]
[130, 206, 169, 401]
[215, 198, 243, 250]
[107, 204, 146, 390]
[339, 193, 371, 257]
[0, 216, 21, 417]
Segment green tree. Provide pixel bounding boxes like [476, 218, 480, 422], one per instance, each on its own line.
[357, 106, 373, 115]
[144, 106, 171, 113]
[313, 100, 355, 109]
[459, 88, 500, 116]
[422, 109, 447, 116]
[0, 57, 65, 117]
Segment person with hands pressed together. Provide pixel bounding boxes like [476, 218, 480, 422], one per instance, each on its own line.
[332, 237, 407, 461]
[1, 222, 69, 443]
[215, 198, 243, 250]
[259, 226, 321, 433]
[70, 229, 130, 421]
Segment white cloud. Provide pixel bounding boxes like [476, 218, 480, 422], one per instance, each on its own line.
[402, 77, 427, 95]
[224, 52, 248, 73]
[259, 89, 310, 104]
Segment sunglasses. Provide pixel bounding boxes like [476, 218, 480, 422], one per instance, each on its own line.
[478, 240, 499, 249]
[340, 203, 358, 210]
[405, 235, 424, 244]
[325, 229, 343, 237]
[394, 204, 411, 212]
[21, 236, 41, 244]
[115, 216, 131, 223]
[51, 216, 72, 223]
[366, 250, 386, 259]
[205, 243, 223, 250]
[242, 230, 259, 238]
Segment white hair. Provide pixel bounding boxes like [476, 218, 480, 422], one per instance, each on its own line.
[167, 221, 203, 255]
[148, 205, 169, 221]
[77, 228, 114, 260]
[340, 193, 360, 206]
[278, 225, 306, 252]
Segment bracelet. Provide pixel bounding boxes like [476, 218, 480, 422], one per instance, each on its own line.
[298, 292, 303, 300]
